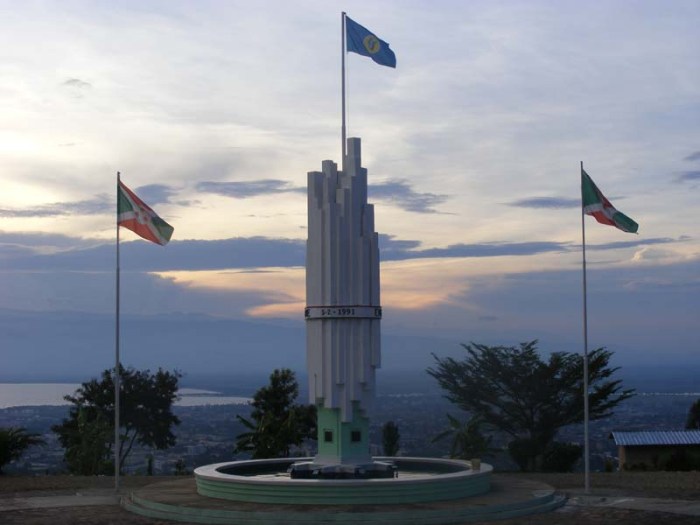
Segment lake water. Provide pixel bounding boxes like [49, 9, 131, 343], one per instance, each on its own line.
[0, 383, 251, 409]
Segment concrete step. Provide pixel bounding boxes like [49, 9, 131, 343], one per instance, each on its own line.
[123, 486, 567, 525]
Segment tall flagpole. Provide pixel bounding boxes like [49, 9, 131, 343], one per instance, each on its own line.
[341, 11, 347, 166]
[580, 161, 590, 493]
[115, 172, 121, 491]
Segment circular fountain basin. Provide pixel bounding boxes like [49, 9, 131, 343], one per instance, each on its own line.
[195, 456, 491, 505]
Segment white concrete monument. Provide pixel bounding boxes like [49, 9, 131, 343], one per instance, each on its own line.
[293, 137, 390, 478]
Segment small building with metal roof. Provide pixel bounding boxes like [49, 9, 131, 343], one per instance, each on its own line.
[610, 430, 700, 470]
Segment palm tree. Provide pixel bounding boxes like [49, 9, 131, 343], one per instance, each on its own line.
[432, 414, 493, 460]
[0, 427, 45, 473]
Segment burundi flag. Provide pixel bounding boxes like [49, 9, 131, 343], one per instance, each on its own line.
[118, 180, 174, 245]
[581, 169, 638, 234]
[345, 15, 396, 68]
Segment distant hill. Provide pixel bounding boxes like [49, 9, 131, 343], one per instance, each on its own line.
[0, 309, 461, 383]
[2, 308, 697, 395]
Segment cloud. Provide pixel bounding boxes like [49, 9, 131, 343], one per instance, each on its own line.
[0, 270, 278, 321]
[631, 247, 680, 263]
[2, 232, 686, 273]
[392, 241, 572, 260]
[196, 180, 305, 198]
[1, 236, 306, 271]
[379, 234, 422, 259]
[62, 78, 91, 89]
[383, 236, 684, 262]
[622, 275, 700, 292]
[444, 260, 700, 351]
[676, 171, 700, 183]
[132, 184, 180, 206]
[2, 236, 569, 271]
[161, 267, 305, 318]
[0, 244, 39, 259]
[507, 197, 580, 209]
[0, 231, 91, 249]
[369, 180, 449, 214]
[0, 194, 110, 218]
[195, 178, 450, 214]
[0, 232, 101, 259]
[0, 185, 179, 222]
[61, 78, 92, 99]
[588, 237, 679, 251]
[684, 151, 700, 162]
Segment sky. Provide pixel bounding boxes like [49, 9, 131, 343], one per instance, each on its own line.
[1, 0, 699, 370]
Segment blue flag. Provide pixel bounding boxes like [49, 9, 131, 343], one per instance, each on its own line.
[345, 16, 396, 68]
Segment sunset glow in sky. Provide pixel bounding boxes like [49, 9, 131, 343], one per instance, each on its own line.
[1, 1, 698, 364]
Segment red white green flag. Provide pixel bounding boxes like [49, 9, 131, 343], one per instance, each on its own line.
[581, 169, 638, 234]
[118, 180, 174, 245]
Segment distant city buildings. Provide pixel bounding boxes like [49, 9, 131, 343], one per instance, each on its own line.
[1, 391, 697, 474]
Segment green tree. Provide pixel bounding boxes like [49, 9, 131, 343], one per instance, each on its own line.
[59, 408, 113, 475]
[53, 366, 181, 474]
[0, 427, 45, 474]
[382, 421, 400, 456]
[234, 369, 316, 458]
[432, 414, 493, 460]
[427, 341, 634, 471]
[686, 399, 700, 430]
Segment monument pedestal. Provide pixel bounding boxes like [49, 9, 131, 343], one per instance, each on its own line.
[289, 404, 397, 479]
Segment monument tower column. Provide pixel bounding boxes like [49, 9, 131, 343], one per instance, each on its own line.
[299, 137, 387, 477]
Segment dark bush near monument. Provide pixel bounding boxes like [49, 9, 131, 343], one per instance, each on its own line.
[660, 449, 700, 471]
[510, 438, 582, 473]
[382, 421, 400, 456]
[542, 442, 583, 472]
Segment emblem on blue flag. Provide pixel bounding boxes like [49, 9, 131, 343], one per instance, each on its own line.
[345, 16, 396, 68]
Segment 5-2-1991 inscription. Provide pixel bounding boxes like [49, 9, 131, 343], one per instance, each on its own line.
[305, 306, 382, 319]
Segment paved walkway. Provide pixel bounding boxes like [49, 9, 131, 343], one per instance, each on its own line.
[0, 489, 120, 512]
[2, 488, 700, 518]
[567, 491, 700, 517]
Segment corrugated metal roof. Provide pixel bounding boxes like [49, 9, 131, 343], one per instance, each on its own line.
[611, 430, 700, 447]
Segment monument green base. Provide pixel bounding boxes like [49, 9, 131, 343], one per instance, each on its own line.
[315, 404, 370, 465]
